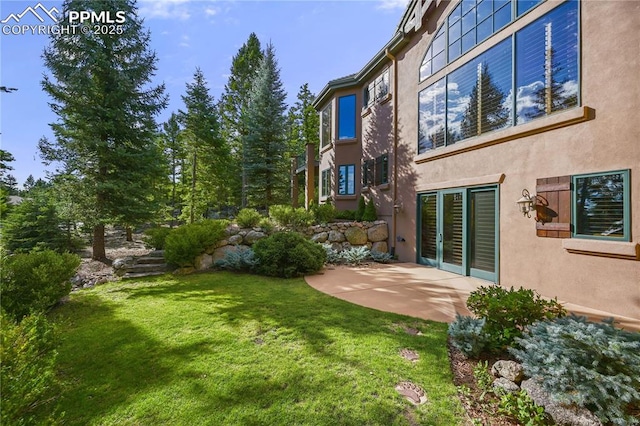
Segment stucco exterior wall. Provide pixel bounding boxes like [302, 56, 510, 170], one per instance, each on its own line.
[390, 0, 640, 318]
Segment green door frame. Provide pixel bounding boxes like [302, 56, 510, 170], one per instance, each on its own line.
[439, 189, 466, 275]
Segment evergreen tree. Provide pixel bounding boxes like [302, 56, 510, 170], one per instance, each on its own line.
[160, 112, 185, 227]
[286, 83, 319, 155]
[220, 33, 264, 207]
[0, 149, 18, 195]
[243, 42, 288, 209]
[178, 68, 227, 223]
[460, 63, 509, 139]
[40, 0, 167, 262]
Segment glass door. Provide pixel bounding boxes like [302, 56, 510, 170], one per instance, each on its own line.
[469, 188, 498, 282]
[418, 193, 437, 266]
[440, 190, 465, 274]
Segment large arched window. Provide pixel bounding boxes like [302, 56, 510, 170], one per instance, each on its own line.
[419, 0, 543, 82]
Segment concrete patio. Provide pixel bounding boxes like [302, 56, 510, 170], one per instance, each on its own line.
[305, 263, 640, 331]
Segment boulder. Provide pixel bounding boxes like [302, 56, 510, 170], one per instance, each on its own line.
[345, 227, 368, 245]
[328, 230, 345, 243]
[195, 253, 214, 270]
[492, 360, 524, 384]
[311, 232, 329, 243]
[213, 245, 242, 263]
[113, 256, 134, 270]
[493, 377, 520, 394]
[371, 241, 388, 254]
[521, 379, 602, 426]
[244, 230, 266, 245]
[367, 223, 388, 242]
[228, 234, 244, 245]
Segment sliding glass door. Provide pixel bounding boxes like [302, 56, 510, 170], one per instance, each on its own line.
[418, 186, 498, 282]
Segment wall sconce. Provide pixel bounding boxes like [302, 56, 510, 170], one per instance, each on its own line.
[393, 202, 403, 213]
[516, 189, 537, 218]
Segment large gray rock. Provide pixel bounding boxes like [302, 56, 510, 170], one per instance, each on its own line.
[371, 241, 388, 254]
[493, 378, 520, 394]
[228, 234, 244, 245]
[311, 232, 329, 243]
[345, 227, 368, 245]
[367, 223, 389, 242]
[213, 245, 243, 263]
[244, 230, 266, 245]
[492, 360, 524, 384]
[195, 253, 214, 270]
[521, 379, 602, 426]
[328, 230, 345, 243]
[113, 256, 134, 271]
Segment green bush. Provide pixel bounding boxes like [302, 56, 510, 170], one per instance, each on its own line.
[313, 203, 337, 224]
[340, 246, 371, 265]
[143, 227, 172, 250]
[498, 389, 549, 426]
[335, 209, 356, 220]
[466, 286, 566, 352]
[268, 205, 315, 229]
[362, 198, 378, 221]
[214, 246, 258, 272]
[355, 196, 366, 221]
[371, 251, 393, 263]
[321, 243, 342, 264]
[253, 231, 326, 278]
[511, 315, 640, 426]
[448, 314, 490, 358]
[236, 208, 262, 228]
[1, 250, 80, 321]
[164, 220, 228, 267]
[0, 311, 61, 426]
[258, 217, 274, 233]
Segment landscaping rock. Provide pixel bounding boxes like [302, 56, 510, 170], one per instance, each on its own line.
[328, 230, 345, 243]
[371, 241, 388, 254]
[113, 256, 134, 271]
[491, 360, 524, 384]
[493, 378, 519, 394]
[521, 379, 602, 426]
[244, 230, 266, 245]
[195, 253, 214, 270]
[395, 381, 428, 405]
[213, 245, 243, 263]
[367, 223, 388, 242]
[345, 226, 367, 245]
[228, 234, 244, 245]
[311, 232, 328, 243]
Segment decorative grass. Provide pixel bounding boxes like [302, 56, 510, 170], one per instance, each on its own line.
[47, 272, 464, 425]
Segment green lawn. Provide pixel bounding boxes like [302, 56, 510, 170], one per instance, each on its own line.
[48, 272, 464, 425]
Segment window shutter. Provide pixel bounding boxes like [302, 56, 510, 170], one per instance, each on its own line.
[535, 175, 571, 238]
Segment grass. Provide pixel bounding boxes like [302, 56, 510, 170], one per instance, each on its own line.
[47, 272, 465, 425]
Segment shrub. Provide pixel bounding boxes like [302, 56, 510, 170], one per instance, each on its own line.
[214, 246, 258, 272]
[511, 315, 640, 426]
[466, 285, 566, 352]
[0, 250, 80, 321]
[269, 205, 315, 229]
[236, 208, 262, 228]
[313, 203, 337, 224]
[322, 243, 342, 264]
[498, 389, 549, 426]
[355, 196, 366, 221]
[164, 220, 228, 267]
[362, 198, 378, 221]
[258, 217, 274, 233]
[448, 314, 490, 358]
[0, 311, 61, 425]
[371, 251, 393, 263]
[335, 209, 356, 220]
[143, 227, 172, 250]
[340, 246, 371, 265]
[253, 231, 326, 278]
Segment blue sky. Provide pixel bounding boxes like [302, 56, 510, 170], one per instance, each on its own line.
[0, 0, 408, 187]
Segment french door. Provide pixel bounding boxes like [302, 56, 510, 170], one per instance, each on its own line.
[418, 186, 498, 282]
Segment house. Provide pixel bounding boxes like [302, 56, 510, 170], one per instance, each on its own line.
[307, 0, 640, 319]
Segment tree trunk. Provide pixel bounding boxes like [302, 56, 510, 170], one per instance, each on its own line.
[92, 224, 109, 263]
[126, 226, 133, 242]
[190, 152, 197, 224]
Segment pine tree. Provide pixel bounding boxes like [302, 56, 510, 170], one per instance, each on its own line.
[460, 63, 509, 140]
[160, 113, 185, 227]
[40, 0, 167, 262]
[243, 42, 288, 209]
[220, 33, 264, 207]
[287, 83, 319, 155]
[0, 149, 18, 195]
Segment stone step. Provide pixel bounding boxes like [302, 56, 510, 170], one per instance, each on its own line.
[124, 263, 169, 274]
[147, 250, 165, 258]
[135, 256, 166, 265]
[123, 271, 168, 279]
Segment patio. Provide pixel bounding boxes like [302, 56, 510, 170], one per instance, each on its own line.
[305, 262, 640, 331]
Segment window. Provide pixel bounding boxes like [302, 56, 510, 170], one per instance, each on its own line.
[362, 159, 374, 187]
[338, 164, 355, 195]
[364, 70, 390, 108]
[573, 170, 630, 241]
[418, 1, 578, 153]
[375, 154, 389, 185]
[321, 103, 332, 148]
[321, 168, 331, 197]
[419, 26, 446, 80]
[338, 95, 356, 140]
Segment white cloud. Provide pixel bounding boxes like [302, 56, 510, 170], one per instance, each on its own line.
[377, 0, 410, 10]
[205, 7, 218, 17]
[138, 0, 192, 20]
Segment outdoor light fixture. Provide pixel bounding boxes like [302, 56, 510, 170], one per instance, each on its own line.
[393, 202, 403, 212]
[517, 189, 537, 218]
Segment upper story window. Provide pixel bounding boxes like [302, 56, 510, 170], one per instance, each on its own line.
[338, 94, 356, 139]
[573, 170, 630, 242]
[362, 155, 389, 187]
[420, 0, 544, 82]
[321, 103, 332, 148]
[418, 0, 578, 154]
[364, 70, 390, 107]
